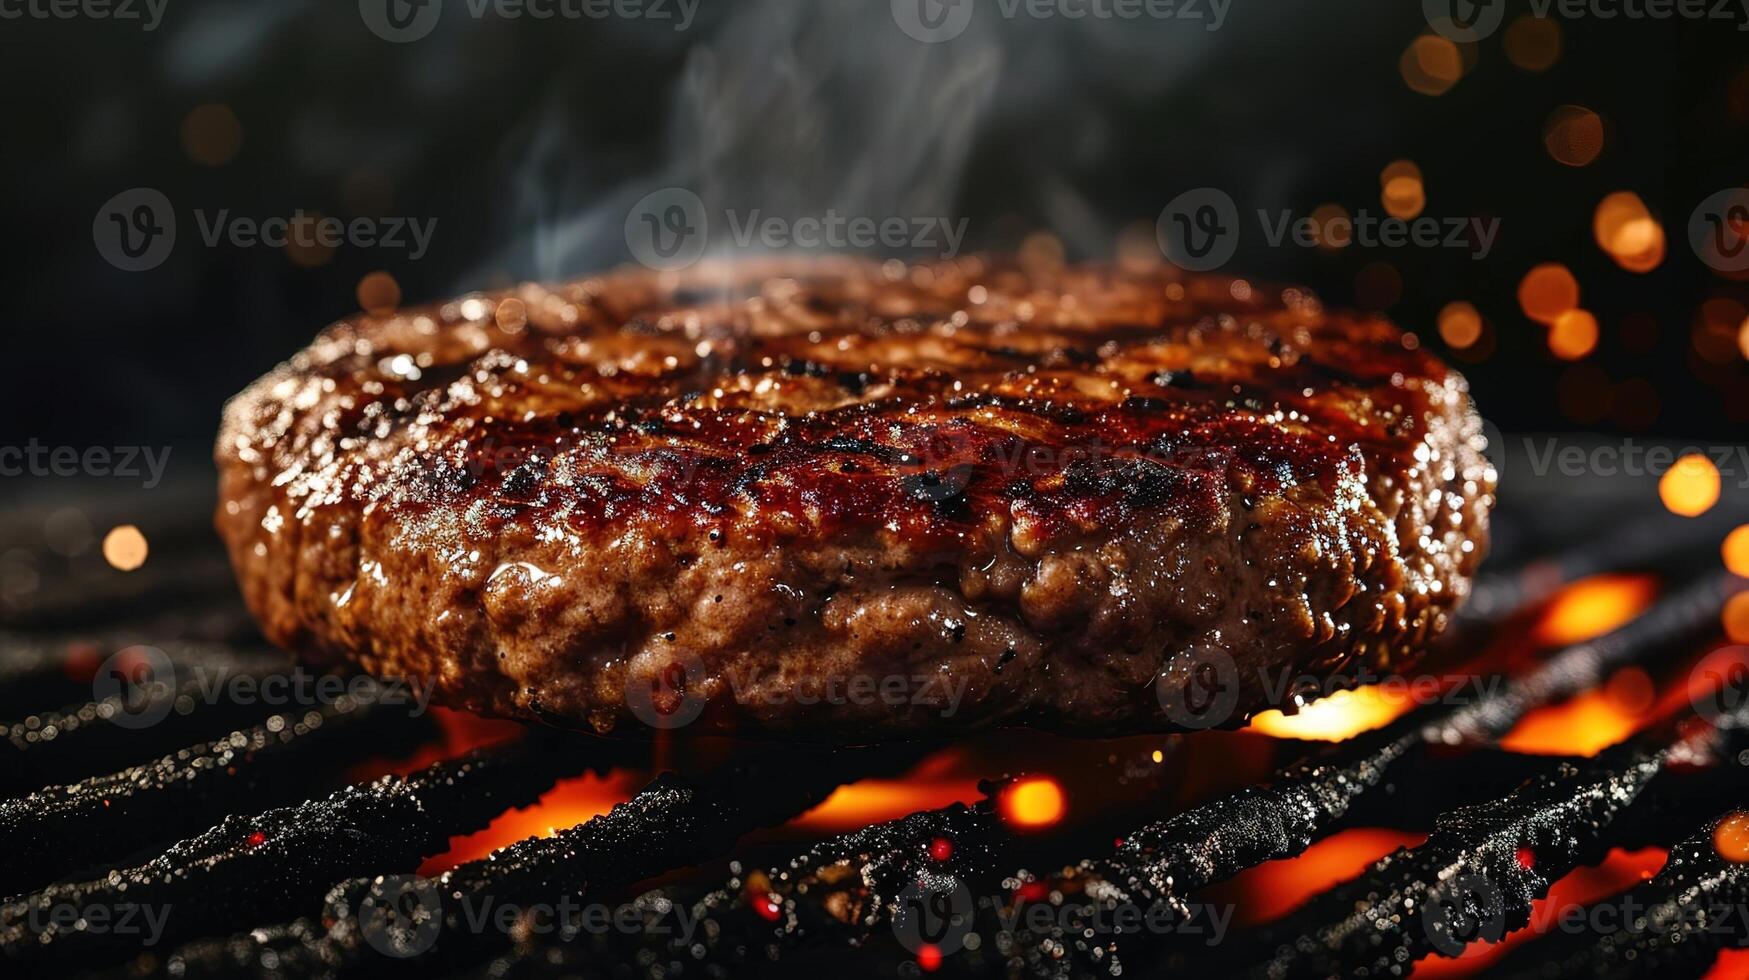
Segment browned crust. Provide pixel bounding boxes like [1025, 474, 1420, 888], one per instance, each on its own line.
[215, 256, 1494, 738]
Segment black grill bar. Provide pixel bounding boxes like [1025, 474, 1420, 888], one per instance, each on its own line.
[0, 691, 433, 896]
[1491, 813, 1749, 979]
[0, 645, 290, 797]
[1205, 709, 1749, 979]
[0, 733, 607, 971]
[140, 743, 928, 979]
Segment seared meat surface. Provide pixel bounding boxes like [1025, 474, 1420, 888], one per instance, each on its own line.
[216, 257, 1493, 737]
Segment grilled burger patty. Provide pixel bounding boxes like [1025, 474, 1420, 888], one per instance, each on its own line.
[216, 257, 1493, 737]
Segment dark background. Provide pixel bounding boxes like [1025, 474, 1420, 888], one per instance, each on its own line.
[1, 0, 1746, 456]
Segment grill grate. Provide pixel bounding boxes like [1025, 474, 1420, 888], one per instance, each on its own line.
[1, 492, 1747, 979]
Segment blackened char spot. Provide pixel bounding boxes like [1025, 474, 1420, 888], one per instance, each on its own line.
[1063, 457, 1187, 508]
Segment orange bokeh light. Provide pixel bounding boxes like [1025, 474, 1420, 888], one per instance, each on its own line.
[1726, 593, 1749, 643]
[1518, 263, 1580, 325]
[1724, 526, 1749, 577]
[357, 271, 402, 315]
[102, 524, 149, 571]
[1715, 812, 1749, 863]
[1543, 105, 1605, 166]
[1503, 15, 1562, 72]
[1438, 301, 1484, 349]
[1382, 175, 1425, 220]
[1549, 309, 1599, 359]
[1401, 36, 1463, 96]
[1593, 192, 1665, 273]
[999, 776, 1066, 830]
[1660, 454, 1722, 517]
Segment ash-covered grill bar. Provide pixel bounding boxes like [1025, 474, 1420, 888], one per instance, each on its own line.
[1, 500, 1747, 980]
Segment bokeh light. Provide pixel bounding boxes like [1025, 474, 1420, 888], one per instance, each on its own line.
[357, 271, 402, 315]
[999, 776, 1066, 829]
[1518, 263, 1580, 325]
[1543, 105, 1605, 167]
[1592, 192, 1665, 272]
[1549, 309, 1599, 360]
[1716, 811, 1749, 862]
[1381, 175, 1425, 220]
[1726, 593, 1749, 643]
[1438, 301, 1483, 349]
[1504, 15, 1562, 72]
[102, 525, 149, 571]
[1659, 454, 1721, 517]
[180, 103, 242, 167]
[1724, 526, 1749, 577]
[1400, 36, 1463, 96]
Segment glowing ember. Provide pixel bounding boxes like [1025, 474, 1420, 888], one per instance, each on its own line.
[356, 271, 402, 316]
[1517, 263, 1580, 326]
[1246, 685, 1412, 742]
[1400, 35, 1463, 97]
[1534, 574, 1657, 646]
[796, 777, 982, 831]
[101, 525, 149, 571]
[917, 943, 943, 972]
[929, 837, 954, 862]
[1516, 847, 1536, 870]
[1216, 828, 1423, 926]
[1548, 309, 1599, 360]
[244, 830, 267, 849]
[1715, 812, 1749, 863]
[999, 776, 1066, 830]
[1500, 666, 1654, 756]
[1503, 15, 1561, 72]
[1543, 105, 1605, 167]
[1723, 526, 1749, 577]
[1725, 593, 1749, 643]
[1659, 454, 1722, 517]
[417, 770, 639, 875]
[1438, 301, 1484, 349]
